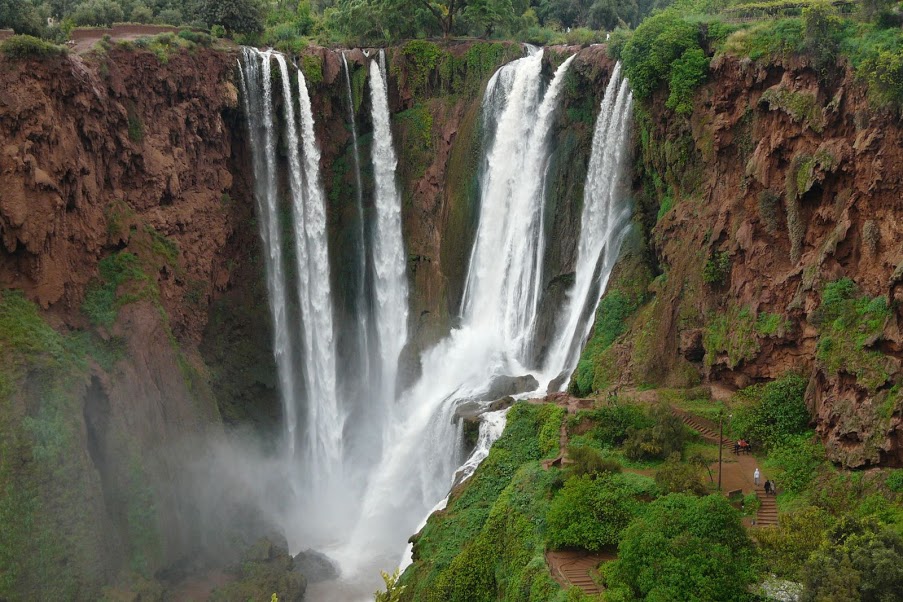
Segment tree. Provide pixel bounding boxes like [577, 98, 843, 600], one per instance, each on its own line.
[406, 0, 463, 37]
[588, 0, 639, 30]
[199, 0, 264, 34]
[622, 403, 686, 461]
[654, 452, 707, 495]
[546, 474, 643, 551]
[756, 505, 833, 579]
[464, 0, 515, 37]
[604, 494, 757, 601]
[70, 0, 125, 27]
[801, 518, 903, 602]
[0, 0, 44, 35]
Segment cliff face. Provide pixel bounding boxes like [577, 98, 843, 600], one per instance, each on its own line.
[588, 54, 903, 468]
[0, 45, 244, 597]
[0, 39, 610, 597]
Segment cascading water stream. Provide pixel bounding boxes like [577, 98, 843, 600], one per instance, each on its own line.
[368, 52, 409, 405]
[345, 50, 578, 574]
[239, 47, 635, 600]
[543, 64, 634, 386]
[294, 65, 343, 499]
[237, 48, 300, 458]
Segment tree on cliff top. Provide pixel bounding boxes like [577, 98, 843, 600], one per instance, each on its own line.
[199, 0, 265, 34]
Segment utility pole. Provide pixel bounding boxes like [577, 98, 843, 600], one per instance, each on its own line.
[717, 410, 724, 491]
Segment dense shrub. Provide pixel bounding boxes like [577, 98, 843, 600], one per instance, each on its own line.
[622, 404, 686, 461]
[569, 404, 652, 450]
[621, 8, 711, 106]
[765, 433, 825, 494]
[603, 494, 757, 601]
[567, 445, 622, 479]
[702, 250, 731, 286]
[654, 452, 707, 494]
[0, 35, 65, 58]
[546, 473, 646, 552]
[731, 373, 811, 449]
[801, 518, 903, 602]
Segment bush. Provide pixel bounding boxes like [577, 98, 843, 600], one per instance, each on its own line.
[546, 474, 644, 552]
[603, 494, 757, 601]
[886, 470, 903, 493]
[654, 452, 707, 495]
[731, 373, 811, 449]
[570, 404, 652, 449]
[0, 35, 66, 59]
[702, 250, 731, 286]
[801, 518, 903, 602]
[621, 9, 710, 105]
[567, 445, 622, 479]
[623, 404, 686, 462]
[756, 505, 833, 579]
[765, 433, 825, 494]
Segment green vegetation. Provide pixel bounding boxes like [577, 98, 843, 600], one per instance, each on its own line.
[0, 34, 66, 57]
[621, 9, 712, 102]
[813, 278, 892, 391]
[702, 250, 731, 286]
[622, 403, 687, 461]
[82, 252, 155, 327]
[732, 373, 810, 449]
[604, 494, 757, 601]
[400, 402, 566, 602]
[546, 473, 646, 551]
[703, 303, 760, 369]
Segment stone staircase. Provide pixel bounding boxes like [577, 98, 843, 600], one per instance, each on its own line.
[556, 555, 603, 594]
[671, 407, 732, 447]
[753, 486, 779, 527]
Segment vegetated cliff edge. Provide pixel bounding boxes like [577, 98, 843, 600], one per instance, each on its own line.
[0, 38, 608, 598]
[578, 51, 903, 468]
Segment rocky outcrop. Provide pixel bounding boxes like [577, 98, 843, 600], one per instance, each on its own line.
[594, 53, 903, 467]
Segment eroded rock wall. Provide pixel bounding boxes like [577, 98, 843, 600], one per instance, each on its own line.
[591, 54, 903, 468]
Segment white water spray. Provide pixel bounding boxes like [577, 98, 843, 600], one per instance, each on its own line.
[237, 48, 300, 457]
[368, 52, 410, 404]
[544, 64, 634, 386]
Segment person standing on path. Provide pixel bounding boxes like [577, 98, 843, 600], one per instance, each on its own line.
[754, 467, 760, 486]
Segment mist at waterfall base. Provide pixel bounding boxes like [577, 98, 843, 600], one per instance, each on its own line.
[193, 47, 635, 600]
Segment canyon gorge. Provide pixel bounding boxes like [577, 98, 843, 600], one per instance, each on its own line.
[1, 21, 902, 602]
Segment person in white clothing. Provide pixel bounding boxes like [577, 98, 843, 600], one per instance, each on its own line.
[754, 467, 761, 486]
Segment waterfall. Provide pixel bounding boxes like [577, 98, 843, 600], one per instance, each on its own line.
[342, 52, 371, 399]
[294, 65, 342, 492]
[239, 47, 635, 599]
[239, 50, 342, 532]
[544, 64, 634, 387]
[347, 50, 578, 571]
[463, 52, 576, 362]
[237, 48, 300, 456]
[368, 51, 409, 404]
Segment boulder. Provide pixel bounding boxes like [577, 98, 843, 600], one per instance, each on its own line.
[547, 370, 571, 393]
[212, 538, 306, 602]
[294, 549, 340, 583]
[479, 374, 539, 401]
